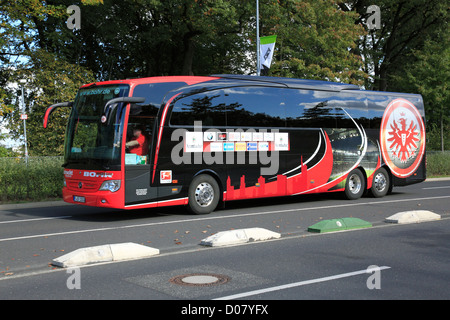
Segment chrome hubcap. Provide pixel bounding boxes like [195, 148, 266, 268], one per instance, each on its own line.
[194, 182, 214, 207]
[373, 172, 387, 192]
[349, 174, 362, 194]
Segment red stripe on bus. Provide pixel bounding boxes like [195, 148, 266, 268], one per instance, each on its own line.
[152, 93, 182, 183]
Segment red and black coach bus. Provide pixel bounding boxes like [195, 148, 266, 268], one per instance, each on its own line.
[44, 75, 426, 214]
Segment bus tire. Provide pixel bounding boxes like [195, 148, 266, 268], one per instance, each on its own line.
[370, 167, 390, 198]
[344, 169, 365, 200]
[187, 174, 220, 215]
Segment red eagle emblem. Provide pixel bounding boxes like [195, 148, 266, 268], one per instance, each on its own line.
[387, 114, 420, 163]
[380, 98, 425, 178]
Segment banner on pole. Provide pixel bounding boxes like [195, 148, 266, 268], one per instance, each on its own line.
[259, 35, 277, 75]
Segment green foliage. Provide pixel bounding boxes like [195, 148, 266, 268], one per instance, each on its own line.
[427, 152, 450, 177]
[6, 49, 95, 156]
[1, 0, 448, 156]
[0, 157, 64, 202]
[64, 0, 255, 78]
[426, 124, 450, 152]
[266, 0, 367, 85]
[0, 144, 18, 157]
[352, 0, 448, 92]
[389, 24, 449, 151]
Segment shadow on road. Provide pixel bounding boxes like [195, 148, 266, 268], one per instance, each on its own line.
[0, 189, 409, 223]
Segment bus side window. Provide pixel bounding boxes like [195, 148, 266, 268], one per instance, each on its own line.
[170, 87, 287, 128]
[170, 92, 226, 127]
[285, 89, 340, 128]
[224, 87, 286, 127]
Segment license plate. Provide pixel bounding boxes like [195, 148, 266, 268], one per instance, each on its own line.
[73, 196, 86, 203]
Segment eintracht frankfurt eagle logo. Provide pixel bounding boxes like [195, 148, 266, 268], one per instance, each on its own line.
[380, 98, 425, 178]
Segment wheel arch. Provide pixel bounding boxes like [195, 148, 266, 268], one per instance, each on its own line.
[192, 169, 224, 202]
[378, 164, 394, 194]
[358, 165, 369, 190]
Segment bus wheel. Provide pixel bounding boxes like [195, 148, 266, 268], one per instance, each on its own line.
[188, 174, 220, 215]
[344, 169, 365, 200]
[370, 167, 390, 198]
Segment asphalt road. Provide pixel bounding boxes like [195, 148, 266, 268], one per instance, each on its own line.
[0, 178, 449, 303]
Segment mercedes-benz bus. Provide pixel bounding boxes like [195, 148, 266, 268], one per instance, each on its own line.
[44, 75, 426, 214]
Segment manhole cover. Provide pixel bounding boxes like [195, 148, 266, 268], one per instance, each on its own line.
[169, 273, 231, 287]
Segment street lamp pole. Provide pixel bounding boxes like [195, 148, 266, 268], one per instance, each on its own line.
[19, 79, 28, 165]
[256, 0, 260, 76]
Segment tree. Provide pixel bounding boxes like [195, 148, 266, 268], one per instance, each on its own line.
[392, 34, 450, 151]
[0, 0, 64, 117]
[1, 1, 98, 155]
[39, 0, 254, 79]
[342, 0, 448, 91]
[7, 49, 95, 156]
[2, 0, 447, 155]
[260, 0, 367, 85]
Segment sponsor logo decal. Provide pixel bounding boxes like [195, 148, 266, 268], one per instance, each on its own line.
[160, 170, 172, 184]
[82, 171, 113, 178]
[64, 170, 74, 178]
[247, 142, 258, 151]
[185, 132, 203, 152]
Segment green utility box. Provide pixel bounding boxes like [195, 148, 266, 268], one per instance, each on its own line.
[308, 218, 372, 233]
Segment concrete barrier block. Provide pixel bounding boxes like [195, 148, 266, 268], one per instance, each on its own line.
[52, 243, 160, 268]
[385, 210, 441, 224]
[52, 245, 113, 268]
[200, 228, 281, 247]
[110, 242, 160, 261]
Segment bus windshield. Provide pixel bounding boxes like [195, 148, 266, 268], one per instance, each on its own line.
[64, 85, 130, 170]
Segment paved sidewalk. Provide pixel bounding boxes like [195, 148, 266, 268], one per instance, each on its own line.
[0, 200, 71, 211]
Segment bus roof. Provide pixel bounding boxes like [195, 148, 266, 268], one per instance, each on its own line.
[212, 74, 361, 92]
[81, 74, 360, 93]
[80, 76, 220, 88]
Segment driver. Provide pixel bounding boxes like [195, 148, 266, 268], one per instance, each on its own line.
[126, 126, 149, 156]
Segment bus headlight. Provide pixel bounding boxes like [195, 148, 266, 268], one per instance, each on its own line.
[99, 180, 121, 192]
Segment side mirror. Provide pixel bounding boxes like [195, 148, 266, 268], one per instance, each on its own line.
[103, 97, 146, 123]
[43, 101, 73, 128]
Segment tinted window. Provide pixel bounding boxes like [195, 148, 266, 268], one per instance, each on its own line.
[133, 82, 186, 109]
[285, 89, 357, 128]
[224, 87, 286, 127]
[366, 94, 390, 129]
[170, 91, 227, 126]
[170, 86, 286, 127]
[131, 82, 188, 139]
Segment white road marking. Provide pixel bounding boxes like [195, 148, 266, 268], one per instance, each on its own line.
[1, 195, 449, 243]
[422, 186, 450, 190]
[214, 266, 391, 300]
